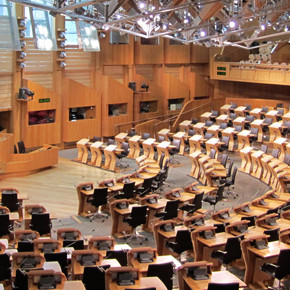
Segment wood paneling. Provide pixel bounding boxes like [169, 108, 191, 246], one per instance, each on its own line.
[100, 34, 134, 65]
[21, 79, 61, 148]
[101, 76, 133, 136]
[0, 51, 13, 73]
[0, 75, 12, 109]
[103, 66, 125, 84]
[191, 45, 209, 63]
[134, 38, 164, 64]
[62, 78, 101, 142]
[164, 40, 190, 64]
[135, 65, 155, 80]
[0, 132, 13, 163]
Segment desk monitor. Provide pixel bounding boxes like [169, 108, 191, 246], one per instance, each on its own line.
[193, 217, 205, 226]
[105, 181, 114, 187]
[2, 189, 17, 194]
[117, 272, 135, 286]
[251, 239, 268, 250]
[63, 239, 84, 250]
[42, 243, 56, 254]
[82, 184, 93, 191]
[18, 241, 34, 252]
[62, 231, 78, 241]
[234, 224, 248, 233]
[188, 266, 209, 280]
[265, 217, 278, 226]
[218, 211, 230, 220]
[137, 252, 154, 263]
[269, 192, 279, 199]
[200, 229, 215, 240]
[94, 240, 113, 251]
[30, 207, 44, 214]
[38, 275, 57, 289]
[0, 208, 7, 214]
[160, 223, 174, 232]
[242, 204, 252, 213]
[116, 202, 128, 210]
[147, 196, 157, 204]
[20, 232, 38, 241]
[19, 256, 38, 269]
[79, 254, 97, 266]
[171, 190, 181, 198]
[123, 177, 131, 184]
[259, 199, 268, 206]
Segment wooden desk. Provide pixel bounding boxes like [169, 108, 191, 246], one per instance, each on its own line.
[250, 119, 264, 143]
[233, 117, 246, 129]
[237, 130, 251, 151]
[234, 106, 247, 117]
[205, 138, 220, 158]
[76, 183, 94, 216]
[222, 127, 235, 151]
[89, 141, 104, 167]
[220, 104, 231, 115]
[189, 151, 203, 179]
[141, 138, 156, 161]
[189, 135, 203, 154]
[215, 114, 228, 125]
[192, 123, 205, 137]
[266, 110, 279, 122]
[269, 122, 283, 143]
[173, 132, 186, 155]
[179, 268, 247, 290]
[103, 145, 118, 172]
[251, 150, 264, 179]
[273, 137, 288, 161]
[115, 133, 128, 149]
[206, 125, 220, 138]
[261, 155, 274, 184]
[179, 121, 192, 132]
[110, 200, 136, 238]
[64, 281, 86, 290]
[157, 141, 171, 167]
[75, 139, 90, 163]
[200, 112, 212, 123]
[250, 108, 263, 119]
[127, 135, 142, 159]
[239, 146, 254, 174]
[245, 240, 290, 288]
[158, 129, 171, 140]
[282, 111, 290, 122]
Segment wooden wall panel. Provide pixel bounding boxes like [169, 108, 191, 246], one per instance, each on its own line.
[164, 65, 182, 79]
[0, 75, 12, 109]
[100, 34, 134, 65]
[191, 45, 209, 63]
[0, 51, 13, 73]
[21, 79, 61, 148]
[134, 38, 164, 64]
[164, 40, 190, 64]
[62, 78, 101, 142]
[103, 66, 125, 84]
[101, 76, 133, 136]
[135, 65, 155, 80]
[0, 132, 13, 163]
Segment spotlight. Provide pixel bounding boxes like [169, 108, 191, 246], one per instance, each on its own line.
[200, 30, 206, 37]
[184, 18, 189, 24]
[102, 25, 109, 31]
[285, 26, 289, 32]
[162, 23, 168, 30]
[139, 2, 145, 9]
[19, 51, 26, 59]
[60, 41, 66, 48]
[20, 41, 26, 48]
[59, 51, 66, 58]
[60, 61, 66, 68]
[19, 62, 26, 69]
[99, 32, 106, 38]
[261, 24, 266, 30]
[18, 87, 34, 100]
[19, 31, 26, 38]
[59, 31, 66, 38]
[19, 19, 26, 27]
[141, 81, 149, 92]
[229, 20, 236, 29]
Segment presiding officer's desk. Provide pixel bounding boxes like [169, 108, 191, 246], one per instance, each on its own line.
[105, 266, 167, 290]
[242, 235, 290, 289]
[177, 261, 247, 290]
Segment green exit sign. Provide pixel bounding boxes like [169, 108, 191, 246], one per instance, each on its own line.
[39, 98, 50, 103]
[217, 66, 226, 71]
[217, 71, 226, 76]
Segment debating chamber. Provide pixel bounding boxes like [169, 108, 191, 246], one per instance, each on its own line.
[0, 0, 290, 288]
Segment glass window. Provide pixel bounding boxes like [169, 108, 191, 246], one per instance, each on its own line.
[24, 6, 33, 38]
[78, 21, 100, 51]
[140, 38, 159, 45]
[65, 18, 79, 46]
[110, 31, 129, 44]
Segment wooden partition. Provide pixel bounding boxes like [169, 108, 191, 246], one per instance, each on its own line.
[101, 76, 133, 136]
[20, 80, 61, 148]
[162, 73, 190, 116]
[135, 119, 170, 137]
[62, 78, 101, 143]
[0, 132, 13, 163]
[164, 39, 190, 64]
[134, 38, 164, 64]
[191, 45, 209, 63]
[132, 74, 163, 121]
[100, 33, 134, 65]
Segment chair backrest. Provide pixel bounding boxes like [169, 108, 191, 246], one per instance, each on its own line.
[205, 121, 213, 127]
[128, 130, 137, 137]
[234, 125, 242, 132]
[90, 136, 102, 142]
[142, 133, 151, 140]
[14, 268, 28, 290]
[142, 178, 154, 191]
[245, 104, 251, 111]
[159, 153, 165, 168]
[204, 133, 213, 140]
[261, 106, 269, 113]
[223, 236, 242, 264]
[226, 161, 233, 178]
[17, 241, 34, 252]
[264, 117, 273, 125]
[245, 115, 254, 122]
[221, 136, 230, 147]
[209, 149, 216, 159]
[220, 154, 228, 167]
[83, 265, 109, 290]
[30, 213, 51, 236]
[44, 252, 68, 277]
[271, 149, 280, 159]
[1, 192, 19, 212]
[284, 154, 290, 166]
[207, 282, 239, 290]
[230, 102, 237, 109]
[163, 200, 179, 220]
[219, 123, 227, 130]
[229, 113, 237, 120]
[17, 141, 26, 154]
[0, 214, 11, 236]
[211, 110, 219, 117]
[130, 206, 147, 227]
[171, 139, 181, 151]
[0, 254, 11, 281]
[231, 167, 238, 184]
[157, 135, 165, 143]
[261, 144, 268, 154]
[193, 192, 204, 211]
[175, 230, 193, 253]
[275, 249, 290, 280]
[122, 182, 135, 199]
[147, 262, 173, 290]
[121, 142, 129, 153]
[277, 108, 284, 115]
[105, 250, 128, 266]
[216, 184, 225, 203]
[250, 127, 258, 135]
[241, 215, 256, 227]
[92, 188, 108, 207]
[188, 129, 196, 137]
[263, 228, 279, 242]
[283, 120, 290, 128]
[107, 138, 115, 145]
